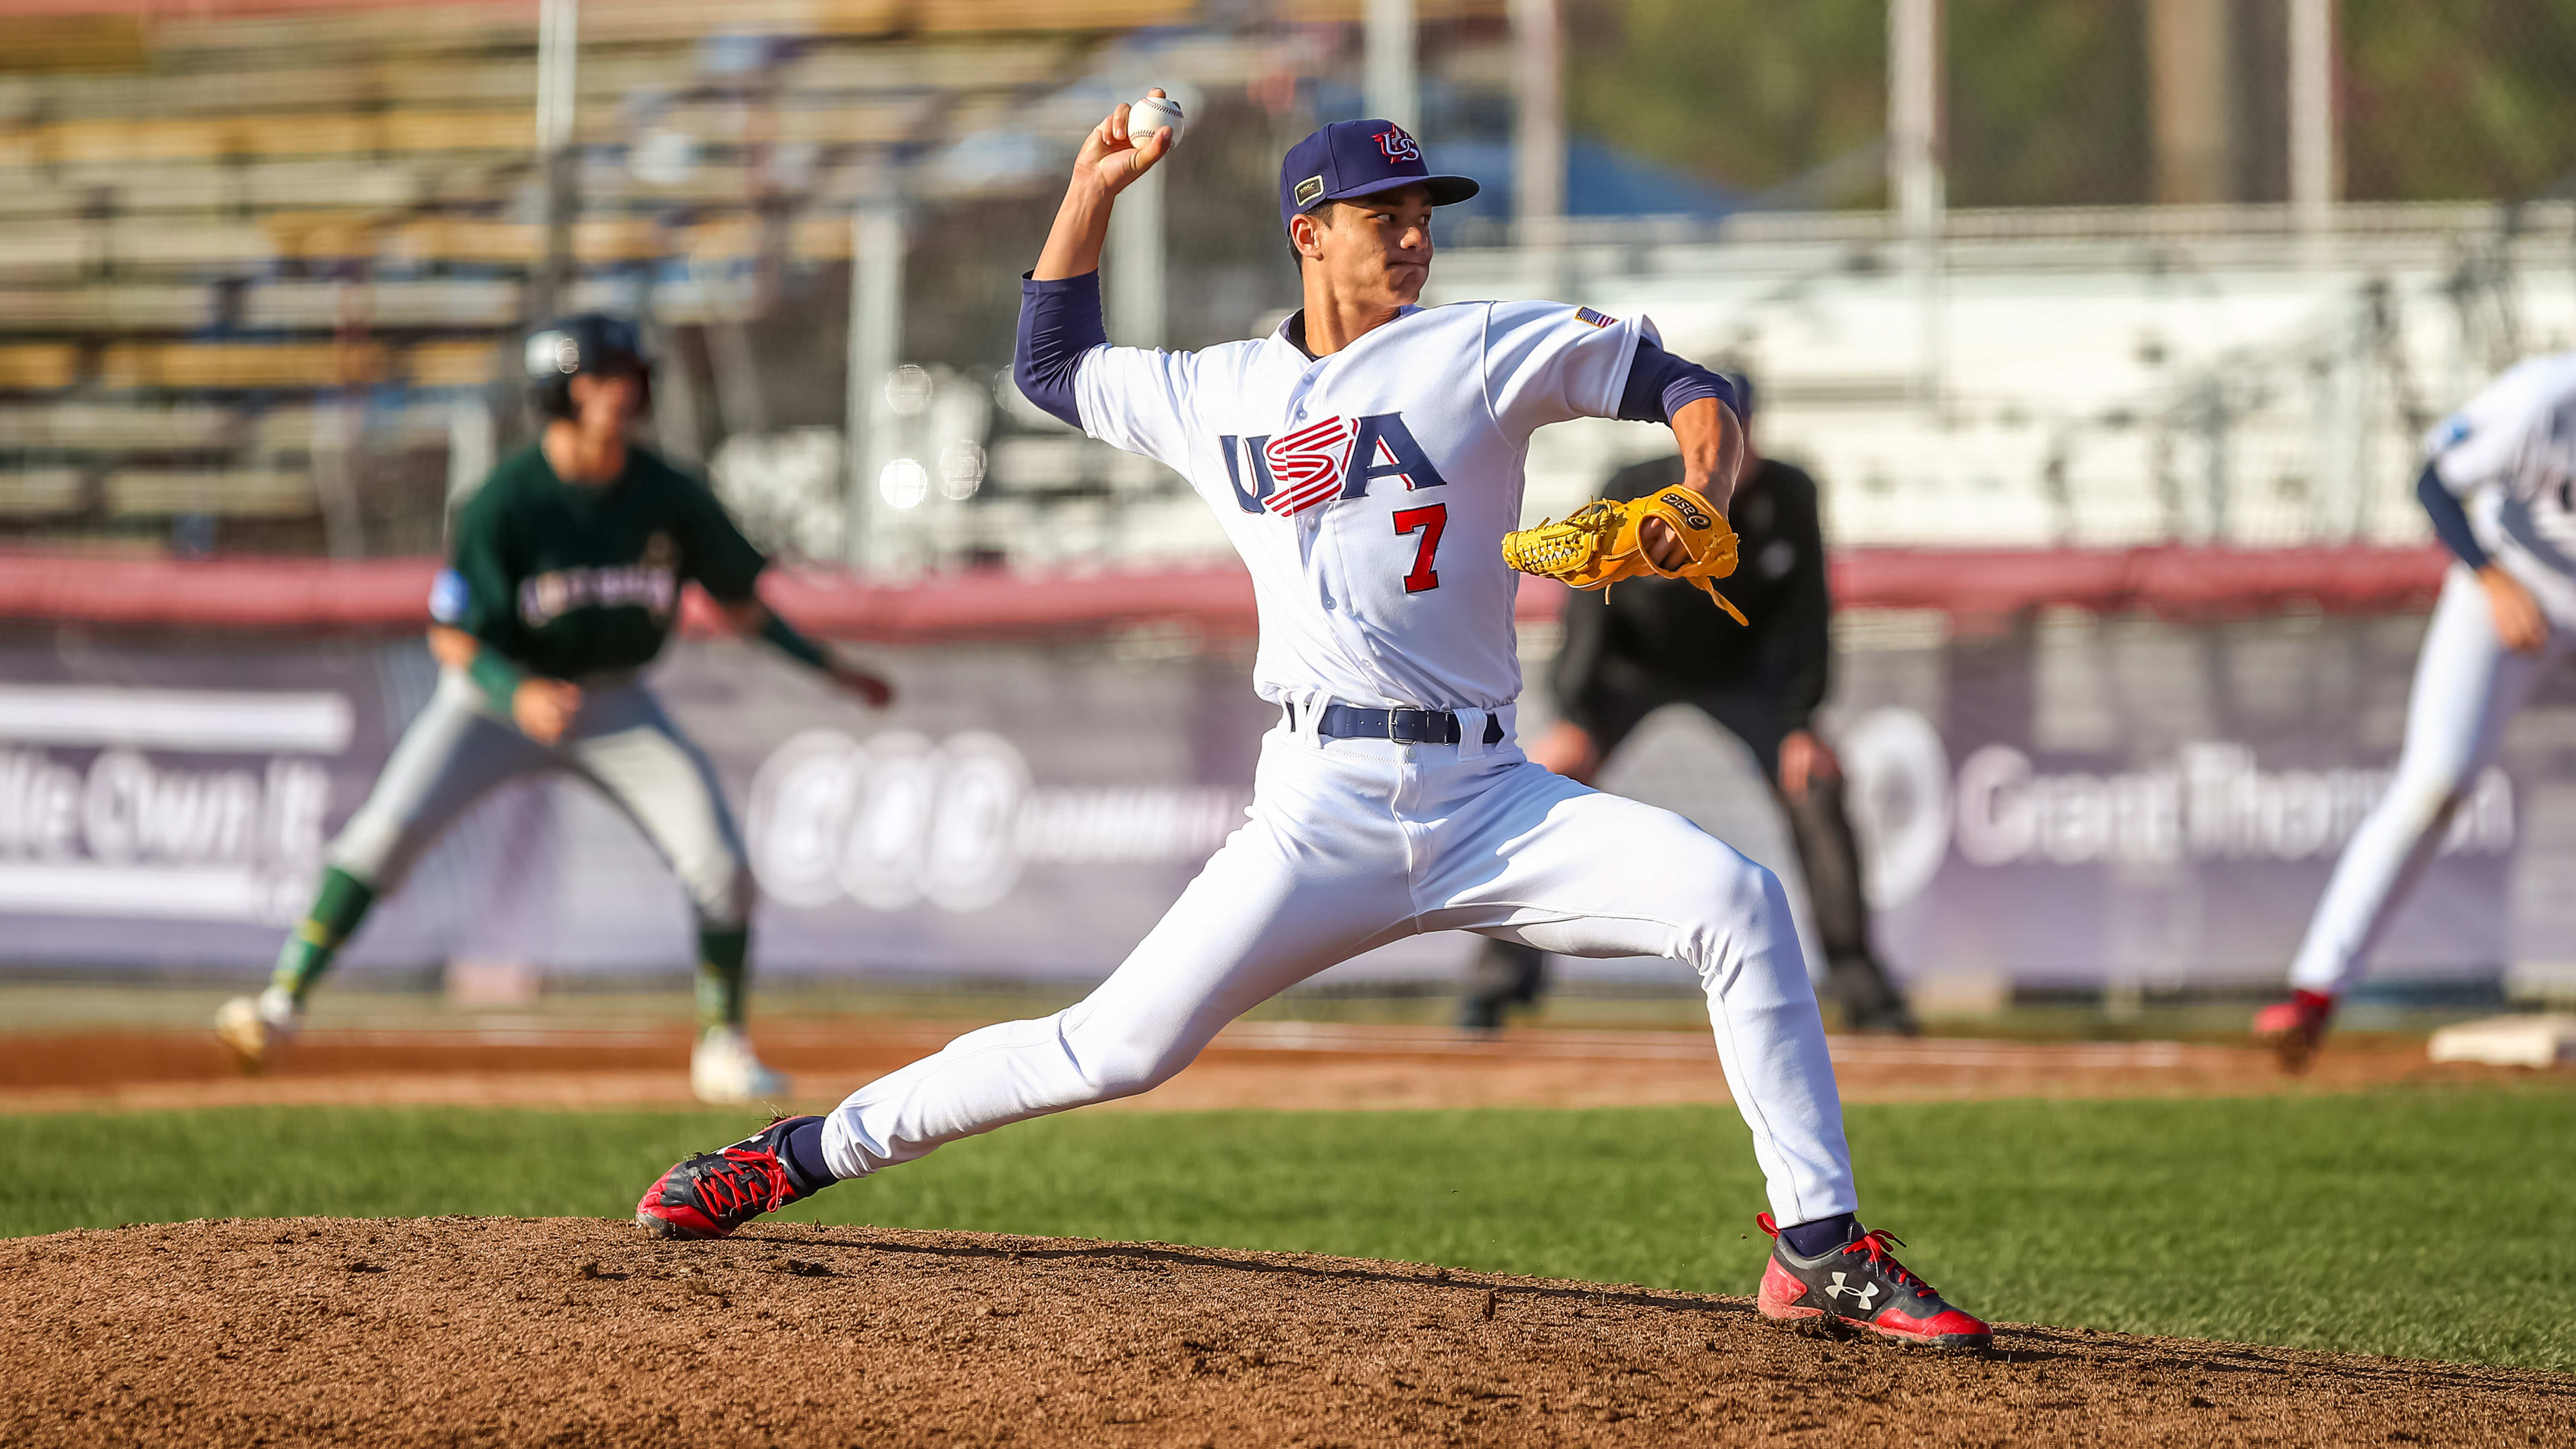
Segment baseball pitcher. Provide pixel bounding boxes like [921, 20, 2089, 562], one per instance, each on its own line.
[2257, 352, 2576, 1069]
[216, 314, 892, 1103]
[632, 101, 1988, 1348]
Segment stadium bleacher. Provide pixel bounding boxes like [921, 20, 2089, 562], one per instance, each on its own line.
[0, 0, 2549, 566]
[0, 0, 1198, 550]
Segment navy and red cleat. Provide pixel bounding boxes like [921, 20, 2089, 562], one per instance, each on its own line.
[635, 1115, 829, 1241]
[1756, 1213, 1991, 1351]
[2253, 988, 2335, 1074]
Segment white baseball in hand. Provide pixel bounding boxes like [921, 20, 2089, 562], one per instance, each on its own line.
[1128, 93, 1184, 144]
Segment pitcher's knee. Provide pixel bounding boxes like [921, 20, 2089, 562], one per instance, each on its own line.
[1083, 1042, 1187, 1101]
[1058, 1018, 1191, 1103]
[1666, 849, 1802, 988]
[1685, 844, 1789, 927]
[324, 813, 414, 895]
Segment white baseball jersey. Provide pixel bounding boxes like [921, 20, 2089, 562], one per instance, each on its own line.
[2427, 351, 2576, 625]
[814, 295, 1861, 1233]
[1072, 300, 1661, 710]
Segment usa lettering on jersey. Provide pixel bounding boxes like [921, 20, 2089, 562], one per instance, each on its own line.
[1228, 414, 1454, 519]
[1263, 417, 1358, 516]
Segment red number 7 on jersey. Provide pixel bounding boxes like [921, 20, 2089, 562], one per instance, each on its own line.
[1392, 504, 1447, 594]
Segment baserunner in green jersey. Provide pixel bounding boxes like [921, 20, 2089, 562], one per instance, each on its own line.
[216, 314, 892, 1103]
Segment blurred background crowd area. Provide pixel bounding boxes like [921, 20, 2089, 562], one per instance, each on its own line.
[1, 0, 2574, 572]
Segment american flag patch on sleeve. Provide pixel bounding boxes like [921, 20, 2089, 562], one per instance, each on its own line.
[1574, 307, 1616, 328]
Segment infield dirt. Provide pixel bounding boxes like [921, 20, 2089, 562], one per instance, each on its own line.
[11, 1217, 2570, 1448]
[0, 1016, 2514, 1115]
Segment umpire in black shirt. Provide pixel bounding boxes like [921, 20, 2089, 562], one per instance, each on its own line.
[1461, 374, 1916, 1034]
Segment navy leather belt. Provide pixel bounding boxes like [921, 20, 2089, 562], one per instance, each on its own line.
[1287, 702, 1505, 746]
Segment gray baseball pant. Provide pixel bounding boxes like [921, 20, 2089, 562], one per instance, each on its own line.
[327, 668, 752, 930]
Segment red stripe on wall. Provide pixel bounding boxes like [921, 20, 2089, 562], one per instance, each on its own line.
[0, 544, 2453, 642]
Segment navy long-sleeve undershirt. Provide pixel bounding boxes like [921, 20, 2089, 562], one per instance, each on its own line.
[1013, 271, 1106, 431]
[1617, 340, 1737, 426]
[2416, 462, 2491, 570]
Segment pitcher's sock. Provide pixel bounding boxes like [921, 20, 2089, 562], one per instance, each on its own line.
[269, 867, 376, 1006]
[695, 925, 750, 1030]
[1779, 1213, 1860, 1258]
[780, 1118, 836, 1190]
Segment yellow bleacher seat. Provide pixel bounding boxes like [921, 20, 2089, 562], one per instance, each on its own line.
[579, 0, 903, 42]
[265, 213, 395, 262]
[1274, 0, 1507, 16]
[104, 468, 315, 519]
[0, 16, 150, 75]
[0, 286, 207, 330]
[43, 118, 232, 165]
[100, 342, 386, 390]
[0, 345, 81, 391]
[408, 341, 503, 388]
[913, 0, 1199, 32]
[37, 109, 535, 166]
[376, 111, 535, 155]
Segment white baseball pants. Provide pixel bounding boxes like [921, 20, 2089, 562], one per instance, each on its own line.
[2290, 565, 2570, 996]
[820, 713, 1858, 1227]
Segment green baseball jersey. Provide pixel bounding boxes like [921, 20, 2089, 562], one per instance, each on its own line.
[433, 443, 767, 680]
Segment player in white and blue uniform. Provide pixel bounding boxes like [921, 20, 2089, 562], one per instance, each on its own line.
[632, 103, 1990, 1349]
[2257, 354, 2576, 1068]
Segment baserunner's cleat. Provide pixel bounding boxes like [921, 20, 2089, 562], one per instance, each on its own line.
[213, 988, 300, 1075]
[690, 1025, 792, 1104]
[635, 1115, 828, 1241]
[1756, 1213, 1991, 1351]
[2253, 988, 2335, 1074]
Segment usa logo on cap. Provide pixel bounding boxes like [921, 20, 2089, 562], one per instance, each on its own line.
[1376, 127, 1421, 164]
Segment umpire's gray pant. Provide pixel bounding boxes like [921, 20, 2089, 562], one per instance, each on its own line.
[326, 668, 753, 929]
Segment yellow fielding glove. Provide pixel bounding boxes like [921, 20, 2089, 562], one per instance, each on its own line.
[1501, 488, 1749, 625]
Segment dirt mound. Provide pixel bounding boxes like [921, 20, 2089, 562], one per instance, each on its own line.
[8, 1219, 2570, 1447]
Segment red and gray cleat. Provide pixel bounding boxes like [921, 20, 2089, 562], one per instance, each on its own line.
[635, 1115, 829, 1241]
[1756, 1214, 1991, 1351]
[2253, 989, 2335, 1074]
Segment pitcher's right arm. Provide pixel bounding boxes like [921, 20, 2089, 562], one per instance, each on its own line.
[1031, 90, 1176, 282]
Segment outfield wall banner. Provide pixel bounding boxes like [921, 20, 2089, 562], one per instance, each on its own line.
[1, 613, 2569, 988]
[1824, 614, 2570, 991]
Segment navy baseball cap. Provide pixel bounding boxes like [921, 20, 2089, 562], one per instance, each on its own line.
[1278, 119, 1480, 233]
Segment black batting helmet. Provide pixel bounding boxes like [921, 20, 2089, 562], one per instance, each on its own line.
[524, 313, 651, 420]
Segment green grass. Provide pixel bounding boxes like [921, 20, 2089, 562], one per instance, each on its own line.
[5, 1090, 2572, 1370]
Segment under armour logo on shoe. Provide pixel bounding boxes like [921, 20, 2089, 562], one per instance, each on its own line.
[1825, 1272, 1879, 1310]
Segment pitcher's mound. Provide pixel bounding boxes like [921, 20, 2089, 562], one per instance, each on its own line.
[5, 1218, 2563, 1447]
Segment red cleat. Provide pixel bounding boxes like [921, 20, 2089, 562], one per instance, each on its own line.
[2254, 989, 2336, 1074]
[1756, 1213, 1991, 1351]
[634, 1115, 827, 1241]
